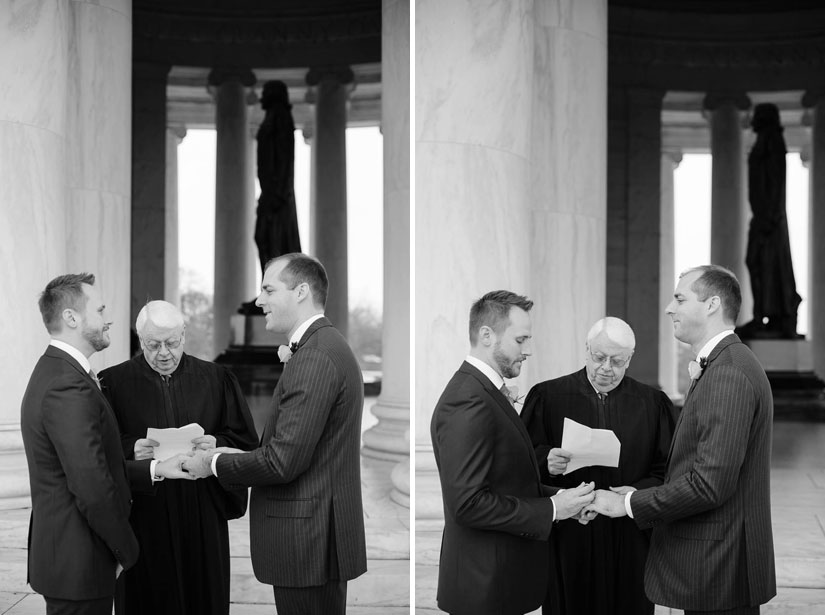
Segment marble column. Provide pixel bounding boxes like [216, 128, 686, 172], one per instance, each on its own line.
[416, 0, 607, 523]
[306, 66, 355, 339]
[302, 125, 316, 255]
[165, 125, 186, 307]
[660, 151, 682, 397]
[67, 0, 133, 368]
[803, 91, 825, 377]
[0, 1, 133, 502]
[210, 68, 257, 356]
[362, 0, 411, 509]
[0, 0, 70, 503]
[704, 93, 752, 325]
[132, 62, 171, 326]
[607, 87, 664, 386]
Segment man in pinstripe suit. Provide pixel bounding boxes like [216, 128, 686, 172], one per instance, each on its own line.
[588, 265, 776, 615]
[184, 253, 367, 615]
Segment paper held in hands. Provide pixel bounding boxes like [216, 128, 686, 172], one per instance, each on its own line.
[146, 423, 204, 461]
[560, 417, 621, 475]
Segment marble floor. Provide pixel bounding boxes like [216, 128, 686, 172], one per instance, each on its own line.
[415, 419, 825, 614]
[0, 398, 411, 614]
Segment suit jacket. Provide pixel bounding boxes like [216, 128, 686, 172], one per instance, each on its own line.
[20, 345, 152, 600]
[216, 317, 367, 587]
[431, 361, 557, 615]
[631, 334, 776, 610]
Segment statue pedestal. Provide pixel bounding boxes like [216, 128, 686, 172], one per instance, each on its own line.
[745, 339, 813, 372]
[743, 339, 825, 420]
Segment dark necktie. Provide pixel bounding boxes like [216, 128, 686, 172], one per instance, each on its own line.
[88, 368, 101, 390]
[499, 384, 515, 408]
[596, 392, 607, 429]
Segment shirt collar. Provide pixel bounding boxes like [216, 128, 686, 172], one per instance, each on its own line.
[290, 313, 324, 346]
[50, 339, 91, 372]
[465, 355, 505, 390]
[696, 329, 735, 362]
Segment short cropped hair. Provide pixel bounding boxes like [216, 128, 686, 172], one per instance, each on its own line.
[682, 265, 741, 324]
[469, 290, 533, 345]
[267, 253, 329, 309]
[586, 317, 636, 350]
[38, 273, 95, 334]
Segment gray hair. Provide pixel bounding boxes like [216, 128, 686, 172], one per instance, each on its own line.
[135, 300, 185, 334]
[586, 317, 636, 350]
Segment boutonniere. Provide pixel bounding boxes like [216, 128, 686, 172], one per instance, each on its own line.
[278, 342, 300, 364]
[688, 356, 708, 381]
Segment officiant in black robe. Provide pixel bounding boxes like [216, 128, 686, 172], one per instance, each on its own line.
[521, 317, 675, 615]
[101, 301, 258, 615]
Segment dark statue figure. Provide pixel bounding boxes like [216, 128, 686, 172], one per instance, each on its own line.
[240, 81, 303, 315]
[737, 102, 802, 339]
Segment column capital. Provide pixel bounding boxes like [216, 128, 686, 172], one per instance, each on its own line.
[167, 124, 187, 142]
[306, 65, 355, 88]
[301, 123, 314, 143]
[662, 150, 683, 167]
[207, 67, 256, 88]
[802, 87, 825, 109]
[703, 92, 751, 112]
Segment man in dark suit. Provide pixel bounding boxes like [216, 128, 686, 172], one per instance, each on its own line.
[21, 273, 193, 615]
[184, 254, 367, 615]
[588, 265, 776, 615]
[430, 290, 596, 615]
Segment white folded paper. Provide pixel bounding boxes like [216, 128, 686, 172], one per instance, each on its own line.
[560, 417, 621, 475]
[146, 423, 205, 461]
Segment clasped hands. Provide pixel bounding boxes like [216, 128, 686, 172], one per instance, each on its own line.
[133, 436, 247, 480]
[546, 448, 634, 524]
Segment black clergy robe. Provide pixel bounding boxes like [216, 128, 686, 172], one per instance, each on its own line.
[521, 368, 676, 615]
[100, 353, 259, 615]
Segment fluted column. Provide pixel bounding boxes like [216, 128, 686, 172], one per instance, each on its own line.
[362, 0, 411, 510]
[705, 93, 752, 325]
[803, 90, 825, 377]
[165, 125, 186, 307]
[132, 63, 171, 326]
[417, 0, 607, 526]
[0, 0, 133, 502]
[306, 66, 355, 339]
[660, 151, 682, 397]
[0, 0, 70, 505]
[210, 68, 257, 356]
[607, 87, 664, 386]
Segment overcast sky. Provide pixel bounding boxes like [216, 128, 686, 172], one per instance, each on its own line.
[177, 127, 384, 312]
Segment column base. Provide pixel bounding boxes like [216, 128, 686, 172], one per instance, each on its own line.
[389, 456, 410, 508]
[361, 397, 409, 462]
[0, 424, 30, 506]
[415, 444, 444, 529]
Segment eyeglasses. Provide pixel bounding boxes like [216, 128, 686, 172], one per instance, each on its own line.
[143, 338, 182, 352]
[589, 351, 630, 369]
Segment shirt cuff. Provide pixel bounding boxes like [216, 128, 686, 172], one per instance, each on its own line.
[624, 491, 634, 519]
[551, 487, 565, 523]
[210, 452, 221, 477]
[150, 459, 164, 484]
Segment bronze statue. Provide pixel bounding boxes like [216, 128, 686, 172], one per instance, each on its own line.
[738, 103, 802, 339]
[254, 80, 302, 275]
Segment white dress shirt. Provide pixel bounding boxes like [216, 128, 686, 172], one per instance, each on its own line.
[210, 313, 325, 477]
[49, 340, 161, 481]
[625, 328, 735, 517]
[465, 354, 557, 522]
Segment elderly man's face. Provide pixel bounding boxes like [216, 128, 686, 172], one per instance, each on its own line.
[585, 331, 633, 393]
[141, 321, 185, 376]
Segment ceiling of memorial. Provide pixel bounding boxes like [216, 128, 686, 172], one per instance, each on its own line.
[132, 0, 381, 68]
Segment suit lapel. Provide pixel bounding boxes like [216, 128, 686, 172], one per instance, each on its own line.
[459, 362, 542, 482]
[666, 333, 740, 465]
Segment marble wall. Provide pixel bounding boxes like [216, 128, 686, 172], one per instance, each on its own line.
[415, 0, 607, 517]
[0, 1, 133, 497]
